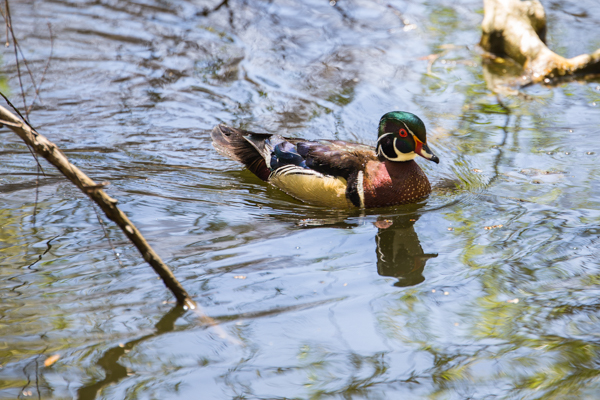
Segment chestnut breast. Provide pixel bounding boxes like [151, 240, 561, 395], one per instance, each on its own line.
[362, 160, 431, 208]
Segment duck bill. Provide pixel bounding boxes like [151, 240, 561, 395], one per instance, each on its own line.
[414, 141, 440, 164]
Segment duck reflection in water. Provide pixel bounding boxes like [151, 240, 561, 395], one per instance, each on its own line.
[295, 205, 437, 287]
[374, 209, 437, 287]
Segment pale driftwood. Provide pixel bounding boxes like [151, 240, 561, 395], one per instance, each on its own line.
[0, 104, 196, 310]
[481, 0, 600, 86]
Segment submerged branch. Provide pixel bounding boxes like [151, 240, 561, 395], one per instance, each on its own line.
[0, 103, 196, 309]
[480, 0, 600, 87]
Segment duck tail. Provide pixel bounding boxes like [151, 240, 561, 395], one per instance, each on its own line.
[211, 125, 272, 181]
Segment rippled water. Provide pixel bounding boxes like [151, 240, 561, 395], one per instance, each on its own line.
[2, 0, 600, 398]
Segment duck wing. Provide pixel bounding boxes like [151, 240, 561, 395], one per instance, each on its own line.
[295, 140, 377, 180]
[267, 140, 377, 208]
[212, 124, 377, 182]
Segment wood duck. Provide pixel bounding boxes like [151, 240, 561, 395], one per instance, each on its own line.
[211, 111, 439, 208]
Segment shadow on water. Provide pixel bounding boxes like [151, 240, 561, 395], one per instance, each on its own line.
[76, 305, 187, 400]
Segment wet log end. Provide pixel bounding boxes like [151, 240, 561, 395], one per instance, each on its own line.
[481, 0, 600, 87]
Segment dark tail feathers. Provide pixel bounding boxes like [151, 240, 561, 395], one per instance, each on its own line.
[211, 125, 272, 181]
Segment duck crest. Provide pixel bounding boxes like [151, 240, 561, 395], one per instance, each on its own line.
[211, 111, 439, 208]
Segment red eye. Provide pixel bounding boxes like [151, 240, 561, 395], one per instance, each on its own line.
[399, 128, 408, 137]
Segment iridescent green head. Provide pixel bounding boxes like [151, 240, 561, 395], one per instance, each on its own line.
[376, 111, 439, 164]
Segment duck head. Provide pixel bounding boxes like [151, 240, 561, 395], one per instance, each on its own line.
[376, 111, 439, 164]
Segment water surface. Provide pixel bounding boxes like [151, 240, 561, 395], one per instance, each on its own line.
[1, 0, 600, 398]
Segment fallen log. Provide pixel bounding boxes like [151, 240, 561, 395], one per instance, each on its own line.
[480, 0, 600, 86]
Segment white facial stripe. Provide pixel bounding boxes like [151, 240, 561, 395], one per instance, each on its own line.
[376, 132, 393, 158]
[376, 132, 394, 143]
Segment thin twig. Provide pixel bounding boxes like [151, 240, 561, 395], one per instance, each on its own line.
[32, 165, 38, 224]
[0, 90, 34, 131]
[2, 0, 28, 113]
[91, 202, 124, 268]
[0, 92, 46, 177]
[27, 22, 53, 116]
[3, 1, 43, 116]
[2, 1, 7, 47]
[35, 357, 40, 400]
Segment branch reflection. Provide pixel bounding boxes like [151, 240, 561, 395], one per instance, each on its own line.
[77, 305, 187, 400]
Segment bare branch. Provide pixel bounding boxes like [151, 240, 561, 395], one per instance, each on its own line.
[0, 103, 196, 309]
